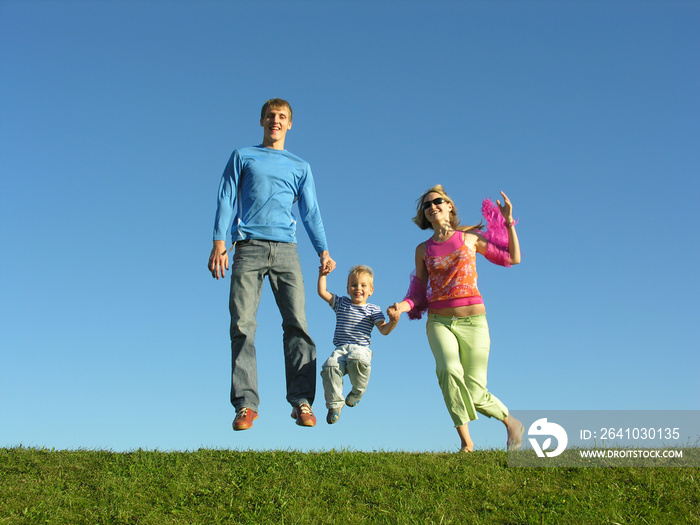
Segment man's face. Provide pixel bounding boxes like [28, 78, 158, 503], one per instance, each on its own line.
[260, 106, 292, 147]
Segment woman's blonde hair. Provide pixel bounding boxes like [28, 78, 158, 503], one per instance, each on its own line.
[412, 184, 483, 232]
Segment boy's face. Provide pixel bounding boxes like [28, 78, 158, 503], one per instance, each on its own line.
[347, 273, 374, 305]
[260, 106, 292, 148]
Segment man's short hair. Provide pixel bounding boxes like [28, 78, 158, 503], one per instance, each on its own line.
[261, 98, 293, 122]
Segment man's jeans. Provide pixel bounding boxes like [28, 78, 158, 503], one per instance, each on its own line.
[229, 240, 316, 412]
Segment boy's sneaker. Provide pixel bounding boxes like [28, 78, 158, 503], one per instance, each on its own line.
[345, 392, 361, 407]
[232, 407, 258, 431]
[326, 407, 341, 424]
[291, 404, 317, 427]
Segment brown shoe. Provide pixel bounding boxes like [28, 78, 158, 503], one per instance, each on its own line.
[291, 404, 316, 427]
[233, 407, 258, 431]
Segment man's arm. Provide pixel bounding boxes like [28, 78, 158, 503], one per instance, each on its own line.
[208, 151, 240, 280]
[297, 165, 334, 261]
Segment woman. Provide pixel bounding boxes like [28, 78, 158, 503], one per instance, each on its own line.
[389, 185, 523, 452]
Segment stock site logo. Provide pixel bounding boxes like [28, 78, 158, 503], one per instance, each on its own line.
[528, 418, 568, 457]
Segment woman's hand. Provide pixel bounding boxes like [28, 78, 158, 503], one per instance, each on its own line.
[497, 191, 514, 222]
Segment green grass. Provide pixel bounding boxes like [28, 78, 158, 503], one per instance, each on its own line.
[1, 447, 698, 524]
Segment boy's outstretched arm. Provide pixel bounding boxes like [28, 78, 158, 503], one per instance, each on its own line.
[376, 314, 398, 336]
[317, 267, 334, 305]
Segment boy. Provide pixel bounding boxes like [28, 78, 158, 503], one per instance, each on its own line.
[208, 99, 336, 431]
[317, 265, 399, 424]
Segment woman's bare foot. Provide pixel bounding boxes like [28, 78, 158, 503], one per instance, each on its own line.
[456, 424, 474, 452]
[503, 415, 524, 451]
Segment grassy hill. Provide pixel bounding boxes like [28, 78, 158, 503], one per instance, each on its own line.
[1, 447, 698, 524]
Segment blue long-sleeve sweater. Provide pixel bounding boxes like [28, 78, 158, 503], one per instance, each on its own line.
[213, 145, 329, 254]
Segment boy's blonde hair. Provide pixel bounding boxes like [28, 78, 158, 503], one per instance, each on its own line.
[347, 265, 374, 286]
[260, 98, 293, 122]
[412, 184, 483, 232]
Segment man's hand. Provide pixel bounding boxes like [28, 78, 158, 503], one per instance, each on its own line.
[319, 251, 336, 274]
[208, 240, 229, 279]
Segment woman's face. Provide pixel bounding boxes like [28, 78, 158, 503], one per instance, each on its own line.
[422, 191, 452, 225]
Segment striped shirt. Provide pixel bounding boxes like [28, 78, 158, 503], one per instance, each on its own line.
[330, 295, 386, 347]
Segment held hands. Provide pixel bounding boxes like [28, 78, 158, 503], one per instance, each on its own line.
[387, 306, 401, 323]
[319, 251, 336, 275]
[496, 191, 514, 224]
[387, 302, 408, 322]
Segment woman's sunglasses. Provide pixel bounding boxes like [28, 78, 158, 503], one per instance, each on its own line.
[423, 197, 446, 210]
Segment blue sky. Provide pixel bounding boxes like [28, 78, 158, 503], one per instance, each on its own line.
[1, 0, 698, 453]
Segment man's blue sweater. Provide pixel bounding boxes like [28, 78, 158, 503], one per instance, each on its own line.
[213, 145, 329, 254]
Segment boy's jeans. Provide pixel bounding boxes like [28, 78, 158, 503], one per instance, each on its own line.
[321, 344, 373, 409]
[228, 240, 316, 412]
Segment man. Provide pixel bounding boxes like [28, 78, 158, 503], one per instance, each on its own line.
[208, 99, 335, 431]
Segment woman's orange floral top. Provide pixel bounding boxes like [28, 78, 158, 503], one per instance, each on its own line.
[425, 230, 483, 309]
